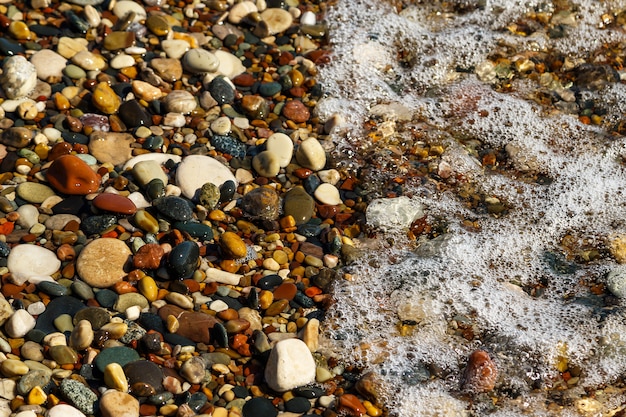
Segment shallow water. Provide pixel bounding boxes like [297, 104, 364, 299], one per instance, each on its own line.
[318, 0, 626, 415]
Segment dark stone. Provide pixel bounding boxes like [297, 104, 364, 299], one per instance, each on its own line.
[52, 195, 87, 215]
[0, 38, 24, 56]
[154, 196, 193, 221]
[95, 288, 118, 309]
[158, 304, 220, 344]
[208, 76, 235, 105]
[292, 385, 325, 399]
[240, 187, 280, 221]
[257, 274, 282, 290]
[211, 322, 228, 348]
[119, 99, 152, 128]
[167, 241, 199, 279]
[232, 386, 249, 398]
[94, 346, 140, 372]
[73, 307, 110, 330]
[143, 135, 164, 151]
[0, 242, 10, 257]
[137, 312, 165, 334]
[81, 214, 117, 235]
[61, 131, 89, 145]
[259, 82, 282, 97]
[34, 296, 85, 334]
[303, 174, 321, 194]
[140, 333, 162, 352]
[188, 392, 208, 412]
[211, 135, 246, 158]
[312, 268, 338, 291]
[211, 294, 243, 310]
[37, 281, 68, 297]
[219, 180, 236, 203]
[174, 221, 214, 241]
[163, 332, 195, 346]
[242, 397, 277, 417]
[124, 360, 164, 393]
[145, 178, 165, 200]
[285, 397, 311, 413]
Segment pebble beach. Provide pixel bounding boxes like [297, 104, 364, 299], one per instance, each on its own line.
[0, 0, 380, 416]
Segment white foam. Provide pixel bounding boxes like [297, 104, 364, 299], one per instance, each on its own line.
[320, 0, 626, 415]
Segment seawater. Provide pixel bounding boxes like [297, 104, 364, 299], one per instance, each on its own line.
[316, 0, 626, 415]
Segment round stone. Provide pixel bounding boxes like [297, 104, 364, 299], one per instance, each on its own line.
[88, 132, 134, 166]
[313, 183, 342, 205]
[253, 151, 281, 177]
[260, 8, 293, 35]
[30, 49, 67, 82]
[76, 238, 132, 288]
[240, 187, 280, 221]
[167, 241, 199, 279]
[282, 100, 310, 123]
[100, 390, 139, 417]
[151, 57, 183, 81]
[154, 196, 193, 221]
[198, 182, 220, 209]
[92, 193, 137, 215]
[182, 48, 219, 73]
[242, 397, 277, 417]
[220, 231, 247, 259]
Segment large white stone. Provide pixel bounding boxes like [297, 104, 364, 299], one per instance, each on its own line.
[7, 244, 61, 283]
[295, 138, 326, 171]
[4, 309, 36, 338]
[30, 49, 67, 83]
[214, 50, 246, 79]
[366, 196, 424, 230]
[0, 56, 37, 99]
[264, 338, 316, 392]
[123, 153, 182, 170]
[175, 155, 237, 200]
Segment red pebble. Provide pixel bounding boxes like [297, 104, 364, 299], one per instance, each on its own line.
[46, 155, 101, 195]
[461, 350, 498, 394]
[92, 192, 137, 215]
[133, 243, 164, 270]
[338, 394, 366, 416]
[281, 100, 310, 123]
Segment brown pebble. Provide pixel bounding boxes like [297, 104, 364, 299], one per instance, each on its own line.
[46, 155, 101, 195]
[92, 193, 137, 215]
[272, 282, 297, 301]
[133, 244, 164, 270]
[282, 100, 310, 123]
[461, 350, 498, 394]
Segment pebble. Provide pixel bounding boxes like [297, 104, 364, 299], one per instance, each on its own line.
[46, 404, 86, 417]
[92, 81, 121, 114]
[165, 90, 197, 114]
[132, 80, 163, 101]
[132, 160, 168, 187]
[89, 132, 134, 166]
[16, 182, 55, 204]
[260, 8, 294, 35]
[461, 350, 498, 394]
[253, 151, 281, 177]
[71, 50, 106, 71]
[207, 76, 235, 105]
[76, 238, 132, 288]
[46, 154, 100, 195]
[93, 193, 137, 215]
[7, 244, 61, 284]
[151, 57, 183, 81]
[296, 138, 326, 171]
[100, 390, 139, 417]
[282, 100, 310, 123]
[167, 240, 199, 278]
[220, 231, 248, 259]
[4, 309, 36, 338]
[112, 0, 147, 22]
[176, 155, 238, 200]
[214, 50, 246, 79]
[60, 378, 97, 415]
[607, 267, 626, 298]
[264, 338, 316, 392]
[182, 48, 219, 73]
[366, 196, 424, 229]
[283, 186, 315, 225]
[240, 187, 280, 220]
[0, 55, 37, 99]
[30, 49, 67, 82]
[266, 133, 294, 167]
[314, 183, 342, 205]
[242, 397, 277, 417]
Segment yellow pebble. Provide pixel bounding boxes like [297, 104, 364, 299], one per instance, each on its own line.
[47, 393, 61, 407]
[99, 322, 128, 339]
[363, 400, 382, 417]
[166, 315, 180, 333]
[138, 276, 158, 302]
[220, 231, 248, 259]
[27, 386, 47, 405]
[259, 290, 274, 310]
[159, 404, 178, 416]
[104, 363, 129, 392]
[212, 407, 228, 417]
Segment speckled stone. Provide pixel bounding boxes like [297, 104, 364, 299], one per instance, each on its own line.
[0, 55, 37, 99]
[76, 238, 132, 288]
[60, 378, 97, 415]
[207, 76, 235, 105]
[198, 182, 220, 209]
[240, 187, 280, 221]
[154, 196, 193, 221]
[210, 135, 247, 158]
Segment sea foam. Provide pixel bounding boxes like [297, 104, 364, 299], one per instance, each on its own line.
[318, 0, 626, 415]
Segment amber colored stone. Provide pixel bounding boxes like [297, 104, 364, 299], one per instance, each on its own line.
[461, 350, 498, 394]
[265, 299, 289, 316]
[282, 100, 310, 123]
[48, 142, 73, 161]
[272, 282, 297, 301]
[293, 168, 313, 179]
[92, 193, 137, 215]
[133, 244, 164, 270]
[46, 155, 101, 195]
[317, 205, 339, 219]
[139, 403, 158, 416]
[157, 304, 220, 344]
[217, 308, 238, 321]
[232, 73, 256, 87]
[338, 394, 367, 417]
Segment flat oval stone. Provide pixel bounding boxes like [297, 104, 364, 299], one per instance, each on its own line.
[151, 57, 183, 81]
[220, 231, 247, 259]
[164, 90, 196, 114]
[174, 221, 214, 241]
[49, 345, 79, 365]
[124, 360, 164, 393]
[30, 49, 66, 82]
[242, 397, 277, 417]
[119, 99, 152, 128]
[158, 304, 220, 344]
[182, 48, 219, 73]
[114, 292, 149, 313]
[76, 238, 132, 288]
[69, 320, 94, 350]
[8, 244, 61, 283]
[60, 378, 97, 415]
[73, 307, 110, 330]
[2, 127, 32, 148]
[260, 8, 293, 35]
[81, 214, 117, 235]
[103, 31, 135, 51]
[112, 0, 147, 22]
[154, 196, 193, 221]
[46, 154, 100, 195]
[266, 132, 293, 167]
[167, 241, 199, 279]
[94, 346, 140, 373]
[92, 82, 121, 114]
[132, 80, 163, 102]
[207, 76, 235, 105]
[89, 131, 134, 166]
[16, 182, 56, 204]
[92, 193, 137, 215]
[175, 155, 238, 200]
[146, 14, 170, 36]
[211, 135, 247, 158]
[47, 404, 86, 417]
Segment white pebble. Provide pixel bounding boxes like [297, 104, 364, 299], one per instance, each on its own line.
[5, 309, 36, 338]
[313, 183, 342, 205]
[300, 10, 316, 25]
[266, 133, 294, 168]
[27, 301, 46, 316]
[318, 169, 340, 185]
[209, 300, 229, 312]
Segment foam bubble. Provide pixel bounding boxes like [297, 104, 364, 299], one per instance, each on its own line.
[320, 0, 626, 414]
